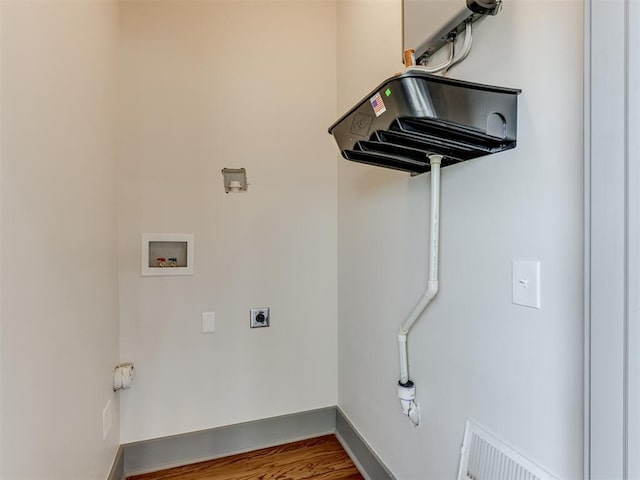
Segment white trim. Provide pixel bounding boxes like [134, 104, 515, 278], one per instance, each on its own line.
[625, 0, 640, 476]
[587, 0, 638, 478]
[583, 2, 592, 479]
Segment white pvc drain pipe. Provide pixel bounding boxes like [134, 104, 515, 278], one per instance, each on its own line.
[397, 154, 442, 427]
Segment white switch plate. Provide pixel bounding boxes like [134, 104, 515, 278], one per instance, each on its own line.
[512, 260, 541, 309]
[202, 312, 215, 333]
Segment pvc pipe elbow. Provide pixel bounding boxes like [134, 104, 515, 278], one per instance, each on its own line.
[398, 382, 420, 427]
[418, 281, 439, 308]
[398, 382, 416, 414]
[425, 280, 439, 302]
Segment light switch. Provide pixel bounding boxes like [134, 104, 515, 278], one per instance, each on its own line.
[202, 312, 215, 333]
[512, 260, 541, 309]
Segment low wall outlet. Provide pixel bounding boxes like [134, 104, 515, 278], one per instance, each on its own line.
[250, 308, 270, 328]
[102, 400, 112, 440]
[202, 312, 215, 333]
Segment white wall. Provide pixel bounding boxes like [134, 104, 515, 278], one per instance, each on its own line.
[0, 1, 585, 477]
[0, 1, 120, 478]
[337, 1, 583, 479]
[117, 0, 338, 443]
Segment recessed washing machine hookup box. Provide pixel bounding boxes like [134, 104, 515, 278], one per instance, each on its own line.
[141, 233, 194, 276]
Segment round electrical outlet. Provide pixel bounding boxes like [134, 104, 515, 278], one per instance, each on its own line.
[250, 308, 270, 328]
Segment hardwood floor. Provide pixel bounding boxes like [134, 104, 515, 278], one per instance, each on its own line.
[127, 434, 363, 480]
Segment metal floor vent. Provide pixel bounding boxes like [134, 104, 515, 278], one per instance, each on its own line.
[457, 420, 559, 480]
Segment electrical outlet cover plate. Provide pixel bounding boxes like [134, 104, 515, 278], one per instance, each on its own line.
[102, 400, 112, 440]
[202, 312, 215, 333]
[250, 308, 270, 328]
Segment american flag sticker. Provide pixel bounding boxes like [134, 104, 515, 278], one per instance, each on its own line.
[370, 92, 387, 117]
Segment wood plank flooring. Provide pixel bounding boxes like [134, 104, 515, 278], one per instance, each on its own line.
[127, 434, 363, 480]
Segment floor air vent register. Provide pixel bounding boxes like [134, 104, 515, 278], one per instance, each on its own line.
[458, 420, 559, 480]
